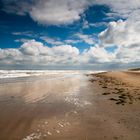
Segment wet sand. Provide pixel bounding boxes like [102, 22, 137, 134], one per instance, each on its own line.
[0, 71, 140, 140]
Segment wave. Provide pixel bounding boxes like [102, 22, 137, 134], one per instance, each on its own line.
[0, 70, 105, 79]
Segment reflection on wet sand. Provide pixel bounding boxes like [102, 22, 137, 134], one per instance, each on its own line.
[0, 74, 93, 140]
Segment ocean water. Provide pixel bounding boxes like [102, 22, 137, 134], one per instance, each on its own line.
[0, 70, 105, 79]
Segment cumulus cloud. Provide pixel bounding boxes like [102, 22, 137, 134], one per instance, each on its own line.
[80, 45, 115, 64]
[1, 0, 93, 25]
[116, 45, 140, 63]
[40, 36, 63, 45]
[99, 18, 140, 63]
[76, 33, 95, 45]
[20, 40, 49, 56]
[2, 0, 140, 26]
[0, 40, 113, 69]
[95, 0, 140, 65]
[0, 39, 139, 69]
[0, 40, 81, 67]
[30, 0, 93, 25]
[95, 0, 140, 19]
[41, 33, 96, 46]
[99, 20, 140, 46]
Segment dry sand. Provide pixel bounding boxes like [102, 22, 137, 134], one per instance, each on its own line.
[0, 71, 139, 140]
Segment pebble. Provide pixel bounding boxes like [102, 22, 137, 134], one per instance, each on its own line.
[47, 131, 52, 136]
[56, 130, 60, 133]
[45, 121, 48, 125]
[58, 123, 64, 127]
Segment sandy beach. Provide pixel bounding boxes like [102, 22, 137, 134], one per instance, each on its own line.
[0, 71, 140, 140]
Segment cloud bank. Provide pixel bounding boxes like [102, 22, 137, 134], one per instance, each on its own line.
[1, 39, 139, 70]
[0, 40, 111, 69]
[99, 19, 140, 63]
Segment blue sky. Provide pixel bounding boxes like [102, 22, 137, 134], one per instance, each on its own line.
[0, 5, 109, 49]
[0, 0, 140, 70]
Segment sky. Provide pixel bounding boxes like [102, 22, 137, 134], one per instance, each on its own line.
[0, 0, 140, 70]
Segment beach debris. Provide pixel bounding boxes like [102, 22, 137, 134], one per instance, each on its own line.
[110, 97, 127, 105]
[44, 121, 48, 125]
[43, 134, 47, 137]
[11, 96, 15, 98]
[58, 123, 64, 127]
[65, 122, 70, 126]
[89, 79, 96, 82]
[102, 86, 107, 88]
[102, 92, 110, 95]
[114, 136, 119, 139]
[116, 100, 125, 105]
[47, 131, 52, 136]
[73, 111, 78, 114]
[22, 132, 41, 140]
[91, 73, 140, 105]
[56, 130, 60, 133]
[118, 95, 127, 99]
[109, 98, 118, 101]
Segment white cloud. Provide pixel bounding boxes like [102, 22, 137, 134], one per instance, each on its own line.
[83, 20, 89, 29]
[99, 18, 140, 63]
[51, 45, 80, 64]
[99, 19, 140, 46]
[0, 48, 21, 60]
[95, 0, 140, 19]
[0, 39, 139, 69]
[0, 40, 80, 67]
[81, 45, 115, 64]
[2, 0, 93, 25]
[90, 22, 108, 28]
[1, 0, 31, 16]
[0, 48, 22, 66]
[29, 0, 92, 25]
[96, 0, 140, 65]
[52, 45, 79, 56]
[40, 36, 63, 45]
[0, 40, 110, 68]
[12, 31, 37, 38]
[116, 45, 140, 63]
[76, 33, 95, 45]
[20, 40, 49, 56]
[64, 39, 81, 44]
[2, 0, 140, 26]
